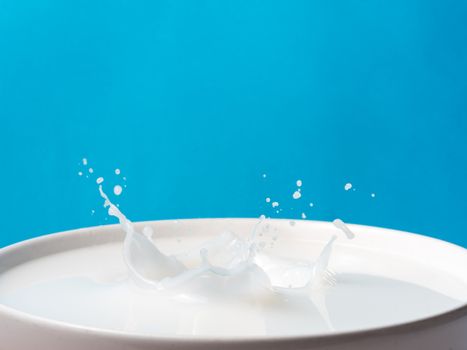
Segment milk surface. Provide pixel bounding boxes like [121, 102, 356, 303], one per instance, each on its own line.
[0, 237, 463, 338]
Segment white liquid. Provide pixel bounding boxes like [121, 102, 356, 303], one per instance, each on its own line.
[113, 185, 123, 196]
[332, 219, 355, 239]
[0, 239, 463, 338]
[0, 177, 464, 338]
[98, 185, 345, 293]
[292, 190, 301, 199]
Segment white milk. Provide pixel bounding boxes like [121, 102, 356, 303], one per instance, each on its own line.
[0, 178, 464, 338]
[0, 237, 463, 337]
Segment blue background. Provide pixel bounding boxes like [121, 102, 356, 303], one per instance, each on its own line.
[0, 1, 466, 247]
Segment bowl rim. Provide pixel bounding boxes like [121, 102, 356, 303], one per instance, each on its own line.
[0, 218, 466, 346]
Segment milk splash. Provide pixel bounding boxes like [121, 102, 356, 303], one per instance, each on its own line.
[97, 185, 354, 295]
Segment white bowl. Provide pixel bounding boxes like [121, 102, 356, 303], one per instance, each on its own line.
[0, 219, 466, 349]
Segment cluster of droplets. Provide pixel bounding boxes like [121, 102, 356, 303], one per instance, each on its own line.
[78, 158, 126, 199]
[344, 181, 376, 198]
[292, 179, 302, 199]
[261, 175, 377, 224]
[261, 175, 314, 221]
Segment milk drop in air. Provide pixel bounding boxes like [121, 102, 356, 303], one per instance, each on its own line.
[332, 218, 355, 239]
[113, 185, 123, 196]
[344, 183, 352, 191]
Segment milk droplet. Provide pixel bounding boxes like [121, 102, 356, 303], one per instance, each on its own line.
[113, 185, 123, 196]
[91, 209, 95, 215]
[115, 169, 121, 175]
[309, 202, 314, 207]
[344, 183, 352, 191]
[78, 171, 83, 176]
[296, 180, 302, 187]
[262, 174, 267, 178]
[272, 201, 279, 208]
[265, 197, 271, 203]
[301, 212, 307, 219]
[332, 218, 355, 239]
[82, 158, 88, 166]
[371, 193, 376, 198]
[292, 191, 301, 199]
[89, 168, 94, 174]
[96, 177, 104, 184]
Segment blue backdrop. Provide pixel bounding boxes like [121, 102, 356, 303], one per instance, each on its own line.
[1, 1, 466, 247]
